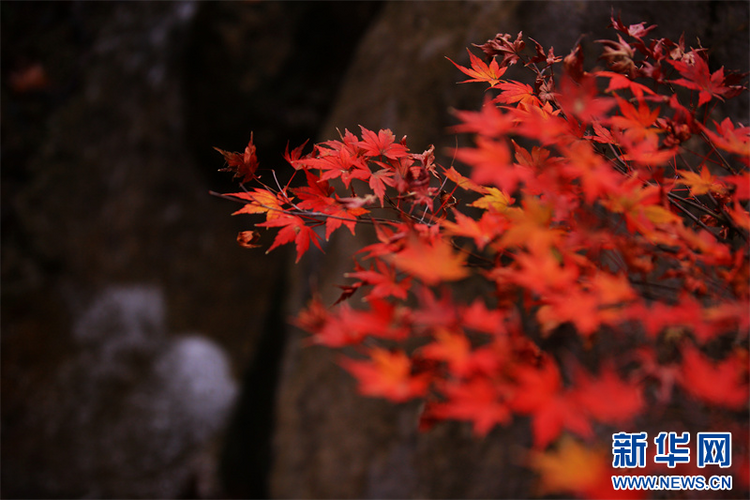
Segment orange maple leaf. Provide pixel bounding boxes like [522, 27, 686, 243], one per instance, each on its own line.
[500, 197, 564, 253]
[236, 230, 261, 249]
[603, 180, 682, 240]
[529, 436, 606, 497]
[340, 347, 429, 403]
[441, 165, 484, 193]
[229, 188, 285, 220]
[589, 271, 636, 305]
[677, 165, 727, 196]
[419, 327, 473, 377]
[511, 249, 579, 296]
[536, 289, 602, 337]
[389, 235, 468, 285]
[700, 118, 750, 157]
[442, 210, 504, 251]
[469, 186, 513, 212]
[528, 436, 642, 499]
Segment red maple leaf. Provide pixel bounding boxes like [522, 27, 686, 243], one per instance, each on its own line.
[454, 136, 529, 194]
[283, 139, 310, 170]
[215, 133, 260, 183]
[527, 37, 561, 67]
[460, 298, 507, 335]
[595, 70, 656, 98]
[306, 299, 409, 347]
[367, 168, 395, 206]
[442, 210, 505, 251]
[451, 95, 515, 137]
[293, 171, 370, 239]
[573, 364, 644, 425]
[473, 31, 525, 67]
[410, 287, 461, 330]
[617, 132, 677, 167]
[560, 140, 624, 203]
[555, 75, 615, 125]
[536, 289, 603, 337]
[344, 259, 411, 301]
[358, 126, 409, 160]
[509, 100, 569, 145]
[510, 357, 593, 448]
[680, 344, 749, 410]
[610, 95, 661, 142]
[495, 80, 540, 106]
[669, 54, 740, 106]
[633, 346, 682, 404]
[609, 14, 657, 40]
[447, 49, 507, 88]
[428, 376, 512, 435]
[257, 214, 322, 262]
[293, 170, 334, 209]
[305, 133, 371, 188]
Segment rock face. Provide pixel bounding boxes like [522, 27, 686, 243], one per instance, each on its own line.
[4, 285, 237, 498]
[1, 1, 747, 498]
[2, 1, 380, 497]
[1, 2, 249, 497]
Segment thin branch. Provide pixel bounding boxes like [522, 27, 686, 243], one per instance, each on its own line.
[209, 191, 395, 225]
[700, 130, 738, 175]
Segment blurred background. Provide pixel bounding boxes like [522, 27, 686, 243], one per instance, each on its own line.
[2, 1, 747, 498]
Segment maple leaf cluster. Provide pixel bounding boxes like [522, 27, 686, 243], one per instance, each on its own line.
[218, 13, 749, 499]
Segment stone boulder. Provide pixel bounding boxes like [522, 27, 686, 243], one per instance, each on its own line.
[4, 285, 237, 498]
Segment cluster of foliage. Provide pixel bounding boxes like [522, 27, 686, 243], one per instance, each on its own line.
[217, 15, 749, 498]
